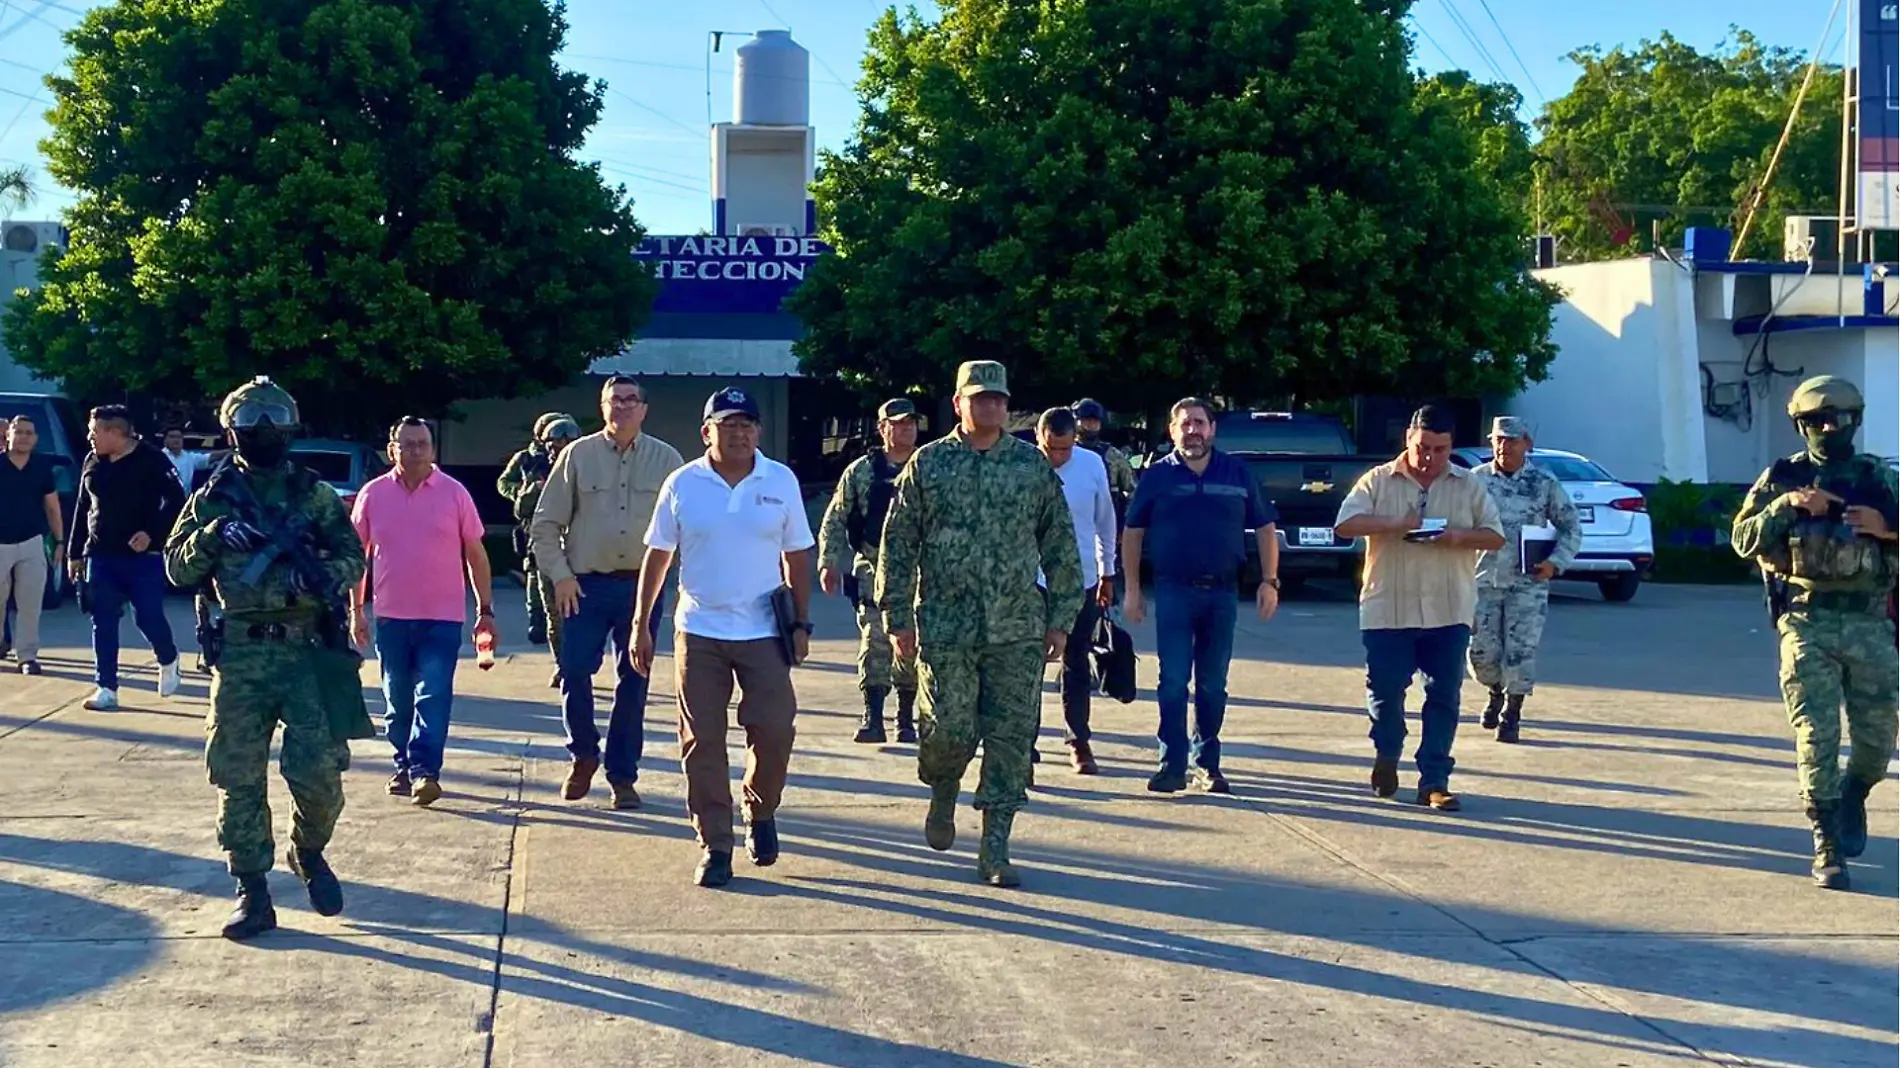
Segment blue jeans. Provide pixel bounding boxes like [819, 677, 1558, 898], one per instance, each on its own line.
[558, 573, 664, 783]
[1362, 625, 1471, 791]
[1153, 580, 1239, 774]
[87, 554, 178, 690]
[375, 618, 463, 778]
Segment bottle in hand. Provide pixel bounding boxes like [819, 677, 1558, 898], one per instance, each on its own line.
[476, 629, 496, 671]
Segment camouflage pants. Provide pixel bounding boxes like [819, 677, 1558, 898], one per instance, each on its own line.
[1468, 584, 1550, 695]
[206, 638, 349, 876]
[855, 599, 917, 693]
[536, 572, 564, 663]
[1777, 609, 1899, 803]
[917, 640, 1044, 814]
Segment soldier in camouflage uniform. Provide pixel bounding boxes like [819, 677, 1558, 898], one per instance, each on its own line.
[1469, 417, 1582, 743]
[1072, 398, 1136, 506]
[878, 360, 1084, 888]
[1733, 375, 1898, 891]
[819, 398, 921, 744]
[498, 414, 580, 686]
[497, 412, 573, 651]
[164, 377, 370, 940]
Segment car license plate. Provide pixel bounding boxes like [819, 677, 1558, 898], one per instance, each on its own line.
[1576, 506, 1595, 524]
[1298, 527, 1333, 547]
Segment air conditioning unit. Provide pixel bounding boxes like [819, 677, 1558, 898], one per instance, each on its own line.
[737, 223, 796, 238]
[1783, 215, 1850, 263]
[1, 221, 68, 256]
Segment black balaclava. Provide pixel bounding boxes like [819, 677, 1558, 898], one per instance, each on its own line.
[232, 425, 292, 469]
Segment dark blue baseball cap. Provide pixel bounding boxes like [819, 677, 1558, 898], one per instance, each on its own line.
[704, 386, 762, 423]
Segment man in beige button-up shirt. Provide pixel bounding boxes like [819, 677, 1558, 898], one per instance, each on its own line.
[1334, 405, 1503, 813]
[531, 375, 684, 809]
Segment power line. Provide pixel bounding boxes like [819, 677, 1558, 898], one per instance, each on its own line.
[1472, 0, 1546, 103]
[605, 86, 702, 138]
[1409, 18, 1457, 71]
[1436, 0, 1510, 84]
[752, 0, 857, 91]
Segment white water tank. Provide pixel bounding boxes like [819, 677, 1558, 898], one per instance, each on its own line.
[733, 29, 809, 127]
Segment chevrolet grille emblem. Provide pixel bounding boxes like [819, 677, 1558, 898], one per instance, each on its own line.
[1302, 481, 1333, 494]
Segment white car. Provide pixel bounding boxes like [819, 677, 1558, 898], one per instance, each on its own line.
[1451, 447, 1655, 602]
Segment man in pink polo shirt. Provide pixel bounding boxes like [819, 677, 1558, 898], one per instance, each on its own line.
[348, 417, 496, 807]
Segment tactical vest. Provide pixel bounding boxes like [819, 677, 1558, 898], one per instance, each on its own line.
[1762, 453, 1898, 587]
[846, 450, 900, 556]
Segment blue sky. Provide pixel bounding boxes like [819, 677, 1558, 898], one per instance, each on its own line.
[0, 1, 1845, 234]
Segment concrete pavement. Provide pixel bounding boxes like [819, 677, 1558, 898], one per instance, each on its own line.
[0, 579, 1894, 1066]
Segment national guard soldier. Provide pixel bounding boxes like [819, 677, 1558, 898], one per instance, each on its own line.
[879, 361, 1084, 888]
[1732, 375, 1899, 891]
[497, 412, 574, 650]
[1072, 398, 1136, 508]
[818, 398, 921, 744]
[498, 414, 581, 686]
[165, 377, 372, 940]
[1469, 417, 1582, 742]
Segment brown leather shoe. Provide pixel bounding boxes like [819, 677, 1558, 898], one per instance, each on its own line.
[1068, 739, 1099, 775]
[1416, 788, 1461, 811]
[562, 756, 599, 801]
[608, 779, 642, 810]
[1370, 757, 1399, 798]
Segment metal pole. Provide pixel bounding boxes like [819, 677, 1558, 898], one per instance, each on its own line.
[1839, 0, 1856, 321]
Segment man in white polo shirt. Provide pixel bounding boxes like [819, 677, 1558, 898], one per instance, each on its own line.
[634, 386, 816, 889]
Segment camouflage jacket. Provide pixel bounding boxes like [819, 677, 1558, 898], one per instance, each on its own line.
[497, 444, 552, 523]
[1732, 451, 1898, 601]
[818, 449, 910, 584]
[1101, 443, 1136, 501]
[164, 461, 365, 621]
[876, 430, 1084, 647]
[1472, 460, 1583, 588]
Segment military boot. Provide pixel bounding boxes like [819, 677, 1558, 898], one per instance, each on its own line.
[1806, 802, 1849, 890]
[288, 847, 345, 916]
[894, 689, 918, 744]
[854, 687, 889, 744]
[1495, 695, 1524, 744]
[976, 809, 1020, 888]
[1481, 689, 1504, 731]
[924, 781, 958, 851]
[221, 874, 277, 942]
[1839, 776, 1879, 859]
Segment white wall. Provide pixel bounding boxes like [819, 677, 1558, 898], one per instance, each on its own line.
[0, 247, 54, 393]
[1519, 259, 1706, 483]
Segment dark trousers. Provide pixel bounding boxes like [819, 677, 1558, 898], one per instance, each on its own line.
[87, 553, 178, 690]
[375, 618, 463, 779]
[1058, 598, 1103, 742]
[1362, 624, 1471, 791]
[557, 572, 664, 783]
[1153, 579, 1238, 774]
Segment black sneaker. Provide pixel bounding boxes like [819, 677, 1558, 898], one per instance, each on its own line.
[20, 660, 41, 676]
[1194, 768, 1232, 795]
[695, 849, 734, 888]
[1370, 758, 1400, 798]
[745, 818, 780, 867]
[1147, 768, 1188, 793]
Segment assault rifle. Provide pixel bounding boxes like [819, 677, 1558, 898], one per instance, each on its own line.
[209, 466, 358, 661]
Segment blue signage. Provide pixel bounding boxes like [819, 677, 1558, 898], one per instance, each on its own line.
[633, 234, 831, 315]
[1862, 1, 1900, 226]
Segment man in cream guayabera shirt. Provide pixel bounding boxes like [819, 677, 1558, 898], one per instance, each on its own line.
[532, 375, 685, 809]
[1334, 406, 1504, 812]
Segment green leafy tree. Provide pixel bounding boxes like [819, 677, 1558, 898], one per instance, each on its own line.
[6, 0, 656, 435]
[1535, 30, 1845, 261]
[1416, 72, 1533, 230]
[791, 0, 1557, 417]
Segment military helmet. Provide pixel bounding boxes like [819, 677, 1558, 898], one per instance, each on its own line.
[531, 411, 573, 439]
[540, 417, 582, 442]
[1787, 376, 1863, 418]
[1071, 398, 1108, 422]
[218, 375, 300, 430]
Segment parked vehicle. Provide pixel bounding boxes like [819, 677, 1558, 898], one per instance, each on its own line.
[0, 392, 85, 609]
[1139, 411, 1385, 592]
[1451, 446, 1655, 602]
[290, 438, 386, 513]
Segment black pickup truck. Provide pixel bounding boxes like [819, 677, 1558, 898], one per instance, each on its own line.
[1138, 411, 1384, 592]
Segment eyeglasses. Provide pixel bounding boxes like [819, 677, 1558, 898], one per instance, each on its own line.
[607, 394, 646, 408]
[226, 402, 296, 429]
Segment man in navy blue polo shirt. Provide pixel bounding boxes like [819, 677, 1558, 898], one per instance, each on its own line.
[1123, 397, 1280, 794]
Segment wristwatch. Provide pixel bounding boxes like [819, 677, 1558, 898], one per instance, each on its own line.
[1263, 577, 1282, 590]
[794, 620, 815, 635]
[477, 606, 495, 619]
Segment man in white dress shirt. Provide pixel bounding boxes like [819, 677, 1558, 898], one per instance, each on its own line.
[633, 386, 816, 889]
[1036, 407, 1118, 774]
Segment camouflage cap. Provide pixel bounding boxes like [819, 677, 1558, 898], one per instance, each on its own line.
[1489, 415, 1530, 440]
[955, 360, 1010, 398]
[1787, 375, 1863, 416]
[218, 375, 300, 430]
[878, 398, 917, 421]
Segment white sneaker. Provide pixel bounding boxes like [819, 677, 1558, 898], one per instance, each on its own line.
[158, 660, 182, 698]
[85, 687, 119, 711]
